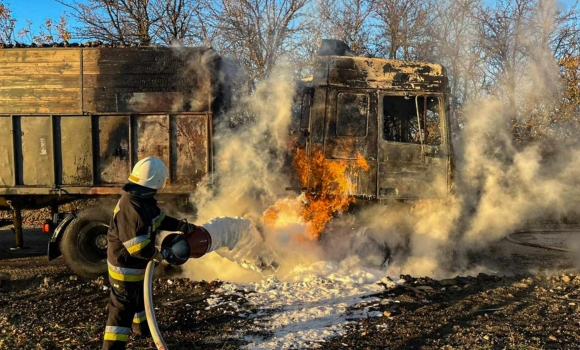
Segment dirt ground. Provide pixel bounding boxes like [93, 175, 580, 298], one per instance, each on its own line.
[0, 224, 579, 349]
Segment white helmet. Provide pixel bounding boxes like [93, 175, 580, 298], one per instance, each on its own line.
[128, 157, 169, 190]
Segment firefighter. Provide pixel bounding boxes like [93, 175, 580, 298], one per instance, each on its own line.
[102, 156, 195, 350]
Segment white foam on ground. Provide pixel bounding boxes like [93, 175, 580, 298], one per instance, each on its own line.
[180, 216, 389, 348]
[215, 256, 386, 349]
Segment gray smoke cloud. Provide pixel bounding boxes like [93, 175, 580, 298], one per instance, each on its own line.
[174, 1, 580, 282]
[374, 0, 580, 278]
[180, 61, 320, 282]
[191, 65, 295, 224]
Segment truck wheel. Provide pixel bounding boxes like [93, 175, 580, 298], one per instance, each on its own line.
[60, 208, 112, 279]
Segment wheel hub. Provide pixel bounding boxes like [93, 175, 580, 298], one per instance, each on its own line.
[78, 222, 109, 261]
[95, 234, 108, 250]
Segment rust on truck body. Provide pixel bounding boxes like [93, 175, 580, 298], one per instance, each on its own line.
[0, 112, 212, 205]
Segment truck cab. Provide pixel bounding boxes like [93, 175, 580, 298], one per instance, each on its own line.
[293, 40, 454, 201]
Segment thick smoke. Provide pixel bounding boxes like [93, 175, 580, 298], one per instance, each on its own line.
[175, 1, 580, 282]
[372, 0, 580, 278]
[180, 62, 322, 282]
[191, 66, 295, 224]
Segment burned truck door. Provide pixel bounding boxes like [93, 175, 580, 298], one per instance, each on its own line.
[292, 88, 313, 154]
[324, 89, 378, 196]
[378, 93, 449, 199]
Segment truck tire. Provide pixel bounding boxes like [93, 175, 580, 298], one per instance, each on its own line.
[60, 208, 112, 279]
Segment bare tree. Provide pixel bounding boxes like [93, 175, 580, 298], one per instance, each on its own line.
[18, 14, 71, 44]
[316, 0, 377, 55]
[208, 0, 309, 87]
[477, 0, 580, 141]
[373, 0, 435, 60]
[0, 1, 15, 44]
[519, 0, 580, 141]
[57, 0, 161, 45]
[553, 54, 580, 139]
[153, 0, 217, 45]
[476, 0, 537, 136]
[429, 0, 486, 130]
[175, 0, 224, 47]
[532, 0, 580, 58]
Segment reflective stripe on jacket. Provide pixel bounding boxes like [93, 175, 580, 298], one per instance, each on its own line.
[104, 325, 131, 342]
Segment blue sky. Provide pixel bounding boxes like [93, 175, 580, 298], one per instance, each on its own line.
[12, 0, 82, 25]
[9, 0, 84, 33]
[7, 0, 579, 38]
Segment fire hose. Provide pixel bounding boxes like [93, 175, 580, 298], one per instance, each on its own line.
[140, 217, 277, 350]
[144, 260, 168, 350]
[505, 229, 575, 252]
[143, 224, 213, 350]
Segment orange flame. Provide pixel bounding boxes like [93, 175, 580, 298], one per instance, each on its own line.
[265, 148, 369, 239]
[356, 152, 370, 172]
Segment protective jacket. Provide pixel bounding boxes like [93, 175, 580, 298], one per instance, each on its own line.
[103, 183, 183, 349]
[106, 183, 181, 286]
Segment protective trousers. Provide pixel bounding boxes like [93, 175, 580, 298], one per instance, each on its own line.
[102, 282, 149, 350]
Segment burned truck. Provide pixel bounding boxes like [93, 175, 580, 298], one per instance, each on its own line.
[292, 40, 453, 203]
[0, 40, 452, 278]
[0, 46, 224, 278]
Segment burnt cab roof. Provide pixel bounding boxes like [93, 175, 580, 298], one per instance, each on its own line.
[312, 54, 448, 92]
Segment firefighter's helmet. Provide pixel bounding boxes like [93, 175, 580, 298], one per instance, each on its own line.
[128, 157, 169, 189]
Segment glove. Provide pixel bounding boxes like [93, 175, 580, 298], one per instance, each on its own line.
[152, 249, 164, 264]
[177, 219, 196, 235]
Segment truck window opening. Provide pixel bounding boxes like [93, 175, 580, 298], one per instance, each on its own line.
[383, 95, 441, 145]
[336, 92, 368, 137]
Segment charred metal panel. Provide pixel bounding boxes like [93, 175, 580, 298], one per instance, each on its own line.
[377, 144, 447, 199]
[135, 115, 170, 171]
[0, 116, 15, 186]
[310, 88, 327, 146]
[313, 58, 329, 85]
[60, 116, 93, 185]
[323, 89, 379, 197]
[377, 162, 447, 199]
[314, 56, 447, 92]
[378, 170, 430, 198]
[117, 92, 185, 113]
[172, 115, 210, 186]
[319, 159, 376, 197]
[82, 47, 220, 114]
[375, 92, 450, 199]
[325, 90, 378, 160]
[359, 162, 377, 197]
[20, 116, 54, 186]
[328, 137, 367, 159]
[378, 143, 425, 163]
[305, 87, 327, 191]
[97, 116, 131, 184]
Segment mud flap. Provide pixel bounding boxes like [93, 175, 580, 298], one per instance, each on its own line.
[47, 213, 76, 261]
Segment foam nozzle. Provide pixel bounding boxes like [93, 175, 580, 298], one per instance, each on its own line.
[160, 226, 213, 265]
[160, 233, 191, 266]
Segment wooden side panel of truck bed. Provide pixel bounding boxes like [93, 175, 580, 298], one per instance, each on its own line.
[0, 49, 82, 114]
[0, 47, 219, 196]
